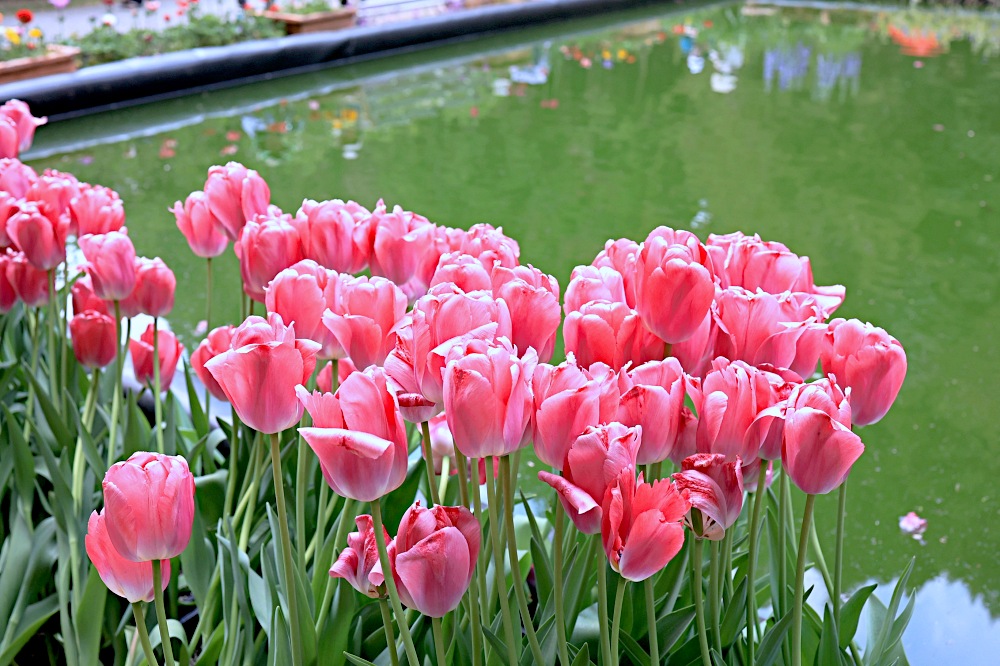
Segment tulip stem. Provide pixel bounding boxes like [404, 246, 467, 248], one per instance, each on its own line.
[709, 539, 723, 655]
[131, 603, 161, 666]
[484, 458, 518, 664]
[205, 257, 212, 330]
[295, 435, 308, 572]
[315, 497, 352, 634]
[645, 576, 659, 665]
[378, 595, 401, 666]
[438, 455, 450, 502]
[834, 480, 848, 628]
[595, 535, 613, 666]
[151, 560, 175, 666]
[237, 434, 265, 552]
[222, 413, 240, 538]
[371, 500, 420, 666]
[554, 507, 571, 666]
[611, 575, 627, 665]
[691, 513, 712, 666]
[746, 488, 766, 664]
[467, 457, 490, 625]
[454, 450, 485, 666]
[500, 457, 545, 666]
[420, 421, 441, 506]
[22, 311, 40, 443]
[107, 302, 124, 467]
[153, 317, 165, 454]
[432, 616, 448, 665]
[792, 494, 816, 666]
[269, 432, 304, 666]
[47, 269, 60, 414]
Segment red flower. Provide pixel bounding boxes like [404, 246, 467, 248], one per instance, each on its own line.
[16, 9, 33, 23]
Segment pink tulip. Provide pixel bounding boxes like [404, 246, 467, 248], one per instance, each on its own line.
[491, 263, 561, 363]
[316, 357, 357, 394]
[203, 162, 270, 241]
[672, 453, 744, 540]
[634, 227, 715, 344]
[102, 452, 195, 561]
[71, 184, 125, 236]
[372, 503, 481, 617]
[235, 211, 303, 302]
[71, 275, 110, 316]
[5, 251, 49, 306]
[172, 191, 228, 258]
[427, 413, 456, 474]
[368, 201, 444, 301]
[564, 300, 663, 371]
[591, 238, 639, 307]
[205, 313, 321, 434]
[443, 223, 520, 269]
[191, 325, 236, 402]
[0, 252, 15, 312]
[25, 170, 79, 234]
[130, 324, 184, 393]
[86, 510, 170, 603]
[696, 359, 776, 465]
[120, 257, 175, 318]
[532, 358, 619, 469]
[430, 252, 493, 293]
[782, 400, 865, 496]
[79, 231, 137, 301]
[0, 100, 47, 154]
[294, 198, 372, 274]
[298, 367, 408, 501]
[538, 422, 640, 534]
[70, 310, 118, 369]
[820, 318, 907, 426]
[329, 515, 388, 598]
[443, 338, 537, 459]
[322, 275, 407, 370]
[564, 265, 629, 314]
[617, 358, 693, 465]
[751, 378, 848, 461]
[0, 158, 37, 199]
[672, 309, 724, 379]
[602, 469, 688, 581]
[0, 119, 17, 160]
[265, 260, 347, 359]
[6, 201, 68, 271]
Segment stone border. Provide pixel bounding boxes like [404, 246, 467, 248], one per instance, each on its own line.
[4, 0, 672, 120]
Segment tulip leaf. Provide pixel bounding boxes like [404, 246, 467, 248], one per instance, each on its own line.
[2, 404, 35, 510]
[148, 618, 190, 666]
[194, 624, 225, 666]
[383, 460, 424, 531]
[657, 605, 696, 654]
[183, 361, 209, 440]
[73, 565, 109, 666]
[569, 642, 591, 666]
[0, 593, 58, 666]
[179, 500, 215, 608]
[710, 647, 727, 666]
[720, 575, 748, 646]
[619, 629, 651, 666]
[343, 653, 377, 666]
[816, 604, 844, 666]
[839, 584, 876, 649]
[481, 622, 508, 657]
[756, 612, 795, 666]
[22, 369, 75, 448]
[267, 607, 292, 666]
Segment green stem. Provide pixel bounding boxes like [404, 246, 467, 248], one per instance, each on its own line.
[315, 497, 353, 634]
[222, 411, 240, 538]
[691, 513, 712, 666]
[106, 302, 124, 467]
[500, 457, 544, 666]
[746, 488, 766, 664]
[22, 311, 40, 443]
[153, 318, 164, 453]
[484, 458, 518, 664]
[46, 269, 59, 413]
[59, 264, 69, 416]
[645, 576, 659, 665]
[453, 449, 484, 666]
[432, 616, 448, 665]
[295, 433, 309, 572]
[371, 501, 420, 666]
[151, 560, 175, 666]
[237, 435, 264, 552]
[792, 495, 816, 666]
[131, 603, 161, 666]
[205, 257, 212, 330]
[554, 507, 571, 666]
[420, 421, 440, 505]
[809, 518, 834, 600]
[437, 455, 450, 502]
[596, 534, 613, 666]
[834, 480, 848, 629]
[378, 595, 401, 666]
[611, 576, 627, 665]
[468, 457, 490, 626]
[268, 432, 303, 666]
[665, 543, 688, 615]
[709, 539, 723, 655]
[723, 528, 734, 602]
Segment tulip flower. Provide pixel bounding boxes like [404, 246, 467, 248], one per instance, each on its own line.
[564, 300, 664, 372]
[130, 324, 184, 393]
[316, 357, 357, 394]
[25, 170, 79, 233]
[634, 226, 715, 344]
[294, 198, 372, 274]
[371, 503, 481, 617]
[118, 257, 175, 318]
[430, 251, 493, 293]
[592, 238, 639, 307]
[0, 158, 37, 199]
[6, 201, 68, 271]
[101, 452, 196, 561]
[443, 223, 520, 269]
[266, 260, 348, 359]
[79, 231, 137, 301]
[672, 308, 723, 379]
[329, 515, 389, 598]
[427, 413, 456, 474]
[820, 318, 907, 426]
[205, 313, 320, 434]
[0, 120, 16, 161]
[70, 310, 117, 369]
[71, 275, 110, 316]
[751, 378, 849, 461]
[203, 162, 270, 241]
[298, 367, 409, 501]
[538, 422, 641, 534]
[782, 400, 865, 496]
[322, 274, 407, 370]
[564, 265, 629, 313]
[491, 263, 561, 363]
[368, 201, 445, 301]
[617, 358, 693, 465]
[443, 337, 537, 459]
[0, 99, 46, 154]
[172, 190, 228, 258]
[696, 359, 776, 465]
[235, 211, 303, 302]
[5, 251, 49, 306]
[602, 469, 689, 581]
[0, 252, 15, 312]
[672, 454, 744, 540]
[190, 325, 236, 402]
[71, 184, 125, 236]
[85, 510, 170, 602]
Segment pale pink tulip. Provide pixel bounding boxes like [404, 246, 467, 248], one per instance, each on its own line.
[5, 251, 49, 306]
[430, 251, 493, 293]
[190, 325, 236, 402]
[672, 454, 744, 540]
[564, 300, 663, 371]
[782, 402, 865, 495]
[564, 265, 629, 314]
[235, 211, 303, 302]
[592, 238, 639, 307]
[0, 100, 47, 154]
[491, 263, 561, 363]
[79, 231, 137, 301]
[294, 198, 372, 274]
[322, 275, 407, 370]
[265, 260, 346, 359]
[696, 358, 776, 465]
[368, 201, 444, 301]
[25, 170, 79, 233]
[120, 257, 175, 318]
[6, 201, 68, 271]
[172, 191, 228, 258]
[203, 162, 270, 241]
[443, 223, 520, 269]
[0, 158, 37, 199]
[617, 358, 692, 465]
[86, 510, 170, 602]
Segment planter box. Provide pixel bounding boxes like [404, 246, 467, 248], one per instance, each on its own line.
[0, 45, 80, 84]
[263, 7, 357, 35]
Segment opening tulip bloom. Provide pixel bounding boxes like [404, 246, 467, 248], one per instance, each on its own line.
[696, 358, 777, 465]
[6, 201, 68, 271]
[368, 201, 445, 301]
[190, 324, 236, 402]
[71, 184, 125, 236]
[70, 310, 118, 369]
[172, 190, 228, 258]
[491, 263, 562, 363]
[430, 251, 493, 293]
[130, 324, 184, 393]
[120, 257, 176, 318]
[322, 274, 408, 370]
[235, 211, 303, 302]
[293, 198, 372, 274]
[203, 162, 270, 242]
[86, 510, 171, 603]
[443, 222, 520, 269]
[0, 100, 46, 155]
[617, 358, 695, 465]
[330, 515, 389, 598]
[5, 251, 49, 306]
[564, 300, 664, 372]
[101, 452, 196, 562]
[265, 260, 348, 360]
[79, 230, 137, 301]
[592, 237, 640, 307]
[672, 453, 744, 540]
[371, 503, 481, 618]
[204, 313, 320, 434]
[71, 275, 110, 316]
[564, 264, 630, 314]
[297, 366, 408, 501]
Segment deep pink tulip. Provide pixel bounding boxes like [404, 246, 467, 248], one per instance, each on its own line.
[564, 265, 629, 314]
[235, 211, 303, 302]
[820, 318, 907, 426]
[172, 191, 228, 258]
[71, 275, 110, 316]
[372, 503, 481, 618]
[6, 201, 68, 271]
[538, 422, 640, 534]
[102, 452, 195, 561]
[71, 184, 125, 236]
[591, 238, 639, 307]
[298, 367, 408, 501]
[491, 263, 561, 363]
[86, 510, 170, 603]
[430, 251, 493, 293]
[5, 251, 49, 306]
[443, 223, 520, 269]
[564, 300, 663, 372]
[130, 324, 184, 393]
[782, 400, 865, 496]
[602, 469, 688, 581]
[205, 313, 321, 434]
[329, 515, 388, 598]
[696, 359, 776, 465]
[265, 260, 347, 359]
[634, 227, 715, 344]
[203, 162, 270, 241]
[617, 358, 693, 465]
[0, 100, 46, 154]
[120, 257, 175, 318]
[190, 325, 236, 402]
[368, 201, 444, 301]
[294, 198, 372, 274]
[70, 310, 118, 369]
[672, 454, 744, 540]
[79, 231, 137, 301]
[25, 170, 79, 233]
[443, 338, 537, 459]
[0, 252, 15, 312]
[532, 358, 619, 470]
[322, 275, 407, 370]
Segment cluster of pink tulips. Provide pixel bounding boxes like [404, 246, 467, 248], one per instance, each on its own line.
[0, 100, 910, 666]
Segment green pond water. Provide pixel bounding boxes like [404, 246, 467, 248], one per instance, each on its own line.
[23, 1, 1000, 661]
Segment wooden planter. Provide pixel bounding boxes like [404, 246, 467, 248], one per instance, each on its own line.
[0, 45, 80, 84]
[263, 7, 357, 35]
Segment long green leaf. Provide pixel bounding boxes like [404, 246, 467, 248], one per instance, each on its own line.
[839, 584, 876, 649]
[757, 613, 795, 666]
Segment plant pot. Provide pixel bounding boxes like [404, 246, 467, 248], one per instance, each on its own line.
[0, 44, 80, 84]
[263, 7, 357, 35]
